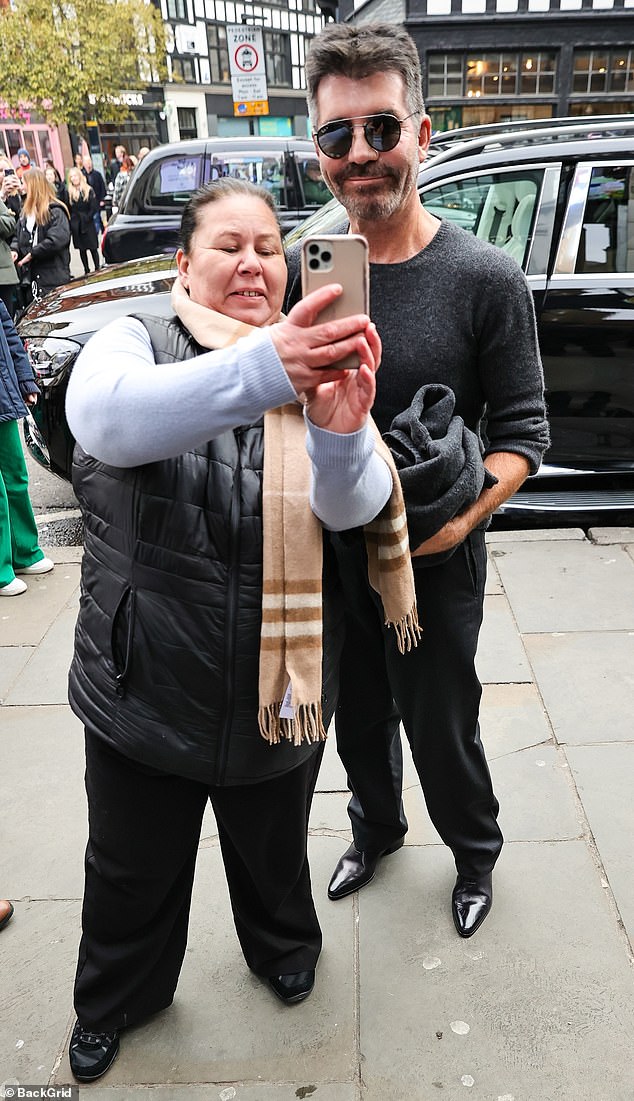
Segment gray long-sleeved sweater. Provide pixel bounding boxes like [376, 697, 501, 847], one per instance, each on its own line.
[287, 219, 550, 474]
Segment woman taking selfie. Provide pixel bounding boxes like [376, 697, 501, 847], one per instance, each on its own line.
[11, 167, 70, 306]
[64, 178, 416, 1083]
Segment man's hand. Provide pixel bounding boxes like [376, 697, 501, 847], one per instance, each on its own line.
[411, 452, 531, 556]
[270, 284, 379, 396]
[18, 252, 32, 267]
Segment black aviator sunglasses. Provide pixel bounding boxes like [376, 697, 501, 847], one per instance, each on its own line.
[314, 112, 417, 160]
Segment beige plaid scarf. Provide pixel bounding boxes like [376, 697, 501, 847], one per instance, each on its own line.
[171, 281, 420, 747]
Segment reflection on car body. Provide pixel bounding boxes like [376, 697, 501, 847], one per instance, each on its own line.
[21, 115, 634, 524]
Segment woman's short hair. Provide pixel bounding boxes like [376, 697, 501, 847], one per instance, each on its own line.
[179, 177, 281, 254]
[305, 22, 425, 128]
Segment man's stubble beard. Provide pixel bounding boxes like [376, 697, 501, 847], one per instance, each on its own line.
[324, 157, 420, 224]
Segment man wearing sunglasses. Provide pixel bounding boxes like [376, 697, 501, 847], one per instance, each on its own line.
[286, 23, 549, 939]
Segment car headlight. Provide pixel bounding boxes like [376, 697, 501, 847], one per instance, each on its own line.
[25, 337, 81, 386]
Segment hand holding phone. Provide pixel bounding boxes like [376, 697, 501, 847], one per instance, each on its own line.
[301, 235, 369, 369]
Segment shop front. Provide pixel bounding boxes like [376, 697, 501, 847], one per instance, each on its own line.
[0, 118, 68, 175]
[85, 89, 168, 177]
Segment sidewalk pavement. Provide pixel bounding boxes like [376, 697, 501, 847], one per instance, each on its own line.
[2, 527, 634, 1100]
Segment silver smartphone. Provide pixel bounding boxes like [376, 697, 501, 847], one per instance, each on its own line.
[300, 234, 370, 369]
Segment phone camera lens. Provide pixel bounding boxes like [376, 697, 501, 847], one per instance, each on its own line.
[309, 258, 320, 270]
[308, 243, 320, 255]
[321, 250, 331, 263]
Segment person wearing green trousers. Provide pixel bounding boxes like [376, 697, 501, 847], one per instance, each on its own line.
[0, 298, 53, 596]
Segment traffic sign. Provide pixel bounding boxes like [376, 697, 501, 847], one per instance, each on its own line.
[227, 25, 269, 117]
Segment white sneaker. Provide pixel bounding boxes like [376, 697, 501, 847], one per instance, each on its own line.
[15, 557, 54, 576]
[0, 578, 28, 596]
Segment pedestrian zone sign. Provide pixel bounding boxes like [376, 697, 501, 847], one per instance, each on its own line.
[227, 25, 269, 117]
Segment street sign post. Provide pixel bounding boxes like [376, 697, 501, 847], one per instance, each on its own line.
[226, 25, 269, 118]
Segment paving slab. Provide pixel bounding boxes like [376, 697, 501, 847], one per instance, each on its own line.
[491, 540, 634, 633]
[525, 630, 634, 745]
[479, 682, 553, 758]
[0, 900, 81, 1085]
[84, 1086, 358, 1100]
[476, 594, 532, 684]
[358, 842, 634, 1101]
[0, 564, 80, 647]
[588, 526, 634, 544]
[0, 646, 33, 702]
[486, 527, 586, 543]
[53, 838, 357, 1090]
[484, 552, 503, 596]
[42, 546, 84, 565]
[489, 744, 580, 843]
[566, 743, 634, 945]
[2, 705, 86, 899]
[5, 605, 79, 706]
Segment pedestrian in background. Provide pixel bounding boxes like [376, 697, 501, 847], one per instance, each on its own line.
[15, 148, 31, 179]
[45, 164, 69, 209]
[287, 21, 549, 938]
[82, 156, 107, 236]
[111, 155, 134, 211]
[0, 194, 19, 318]
[11, 167, 71, 308]
[108, 144, 126, 183]
[67, 167, 100, 275]
[0, 156, 23, 219]
[0, 298, 54, 596]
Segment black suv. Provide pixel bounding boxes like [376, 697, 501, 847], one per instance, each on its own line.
[101, 136, 332, 264]
[287, 114, 634, 521]
[21, 116, 634, 524]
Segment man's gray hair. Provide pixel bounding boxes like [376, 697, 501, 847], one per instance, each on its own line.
[306, 22, 425, 129]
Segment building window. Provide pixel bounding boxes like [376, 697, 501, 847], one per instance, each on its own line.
[172, 57, 197, 82]
[207, 23, 230, 83]
[519, 52, 556, 95]
[573, 48, 634, 95]
[264, 30, 292, 86]
[430, 51, 557, 99]
[428, 53, 463, 98]
[166, 0, 187, 18]
[177, 107, 198, 140]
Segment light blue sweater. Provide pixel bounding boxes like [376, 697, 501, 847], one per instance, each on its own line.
[66, 315, 391, 531]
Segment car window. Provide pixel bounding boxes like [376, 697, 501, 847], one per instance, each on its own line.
[145, 154, 205, 209]
[421, 169, 545, 267]
[298, 159, 332, 208]
[203, 152, 288, 209]
[574, 165, 634, 274]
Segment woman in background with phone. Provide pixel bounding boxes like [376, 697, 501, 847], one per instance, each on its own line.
[10, 167, 70, 309]
[0, 161, 21, 317]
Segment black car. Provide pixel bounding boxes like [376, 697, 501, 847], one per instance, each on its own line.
[21, 115, 634, 525]
[101, 136, 332, 264]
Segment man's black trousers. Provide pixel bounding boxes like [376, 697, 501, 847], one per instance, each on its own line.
[334, 529, 503, 878]
[74, 731, 323, 1032]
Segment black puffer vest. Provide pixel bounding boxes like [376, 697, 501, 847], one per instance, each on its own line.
[69, 314, 344, 785]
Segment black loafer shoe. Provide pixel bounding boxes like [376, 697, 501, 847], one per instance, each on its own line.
[451, 873, 493, 938]
[268, 969, 315, 1004]
[327, 838, 405, 901]
[69, 1020, 120, 1082]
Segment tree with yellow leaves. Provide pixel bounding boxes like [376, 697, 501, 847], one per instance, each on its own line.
[0, 0, 168, 127]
